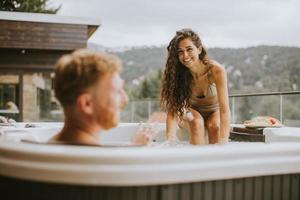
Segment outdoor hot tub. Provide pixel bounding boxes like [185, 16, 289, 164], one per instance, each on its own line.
[0, 122, 299, 200]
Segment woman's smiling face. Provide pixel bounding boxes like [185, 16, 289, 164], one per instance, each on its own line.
[177, 38, 202, 68]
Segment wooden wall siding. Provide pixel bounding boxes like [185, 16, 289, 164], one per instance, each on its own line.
[0, 173, 299, 200]
[0, 20, 88, 50]
[0, 49, 71, 71]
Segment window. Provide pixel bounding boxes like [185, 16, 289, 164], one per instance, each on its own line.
[0, 84, 18, 109]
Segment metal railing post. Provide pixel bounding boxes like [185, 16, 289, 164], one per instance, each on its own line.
[231, 97, 235, 123]
[148, 100, 151, 120]
[280, 95, 283, 122]
[131, 101, 135, 122]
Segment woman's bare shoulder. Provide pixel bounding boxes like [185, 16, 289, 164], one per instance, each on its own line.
[210, 60, 226, 75]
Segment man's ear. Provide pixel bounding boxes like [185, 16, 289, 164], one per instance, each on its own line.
[76, 93, 93, 115]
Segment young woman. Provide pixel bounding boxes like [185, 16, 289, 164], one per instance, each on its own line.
[160, 29, 231, 145]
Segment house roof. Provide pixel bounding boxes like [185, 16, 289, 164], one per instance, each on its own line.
[0, 11, 101, 26]
[0, 11, 101, 38]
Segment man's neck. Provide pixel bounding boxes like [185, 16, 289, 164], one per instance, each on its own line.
[58, 117, 102, 145]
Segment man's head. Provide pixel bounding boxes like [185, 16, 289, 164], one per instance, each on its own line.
[54, 49, 128, 129]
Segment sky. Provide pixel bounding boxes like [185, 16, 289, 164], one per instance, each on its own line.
[51, 0, 300, 48]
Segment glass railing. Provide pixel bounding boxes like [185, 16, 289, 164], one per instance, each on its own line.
[122, 91, 300, 126]
[1, 91, 299, 126]
[229, 91, 300, 126]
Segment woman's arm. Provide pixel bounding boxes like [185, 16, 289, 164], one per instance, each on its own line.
[211, 62, 231, 141]
[166, 112, 178, 142]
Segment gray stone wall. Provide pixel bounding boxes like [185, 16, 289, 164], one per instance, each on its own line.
[23, 74, 40, 121]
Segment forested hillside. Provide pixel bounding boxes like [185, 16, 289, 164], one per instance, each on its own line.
[107, 45, 300, 96]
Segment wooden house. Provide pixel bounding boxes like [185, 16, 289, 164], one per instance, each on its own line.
[0, 11, 100, 121]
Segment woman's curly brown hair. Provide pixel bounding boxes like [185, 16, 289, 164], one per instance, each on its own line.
[160, 28, 211, 118]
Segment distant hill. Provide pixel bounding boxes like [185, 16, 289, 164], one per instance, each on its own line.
[207, 46, 300, 93]
[89, 43, 300, 94]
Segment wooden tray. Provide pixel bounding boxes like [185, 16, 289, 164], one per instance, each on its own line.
[230, 131, 265, 142]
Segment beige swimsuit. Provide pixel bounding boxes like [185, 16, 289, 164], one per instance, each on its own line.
[190, 68, 219, 120]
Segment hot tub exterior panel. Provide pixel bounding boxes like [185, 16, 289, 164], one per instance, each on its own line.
[0, 173, 299, 200]
[1, 123, 300, 200]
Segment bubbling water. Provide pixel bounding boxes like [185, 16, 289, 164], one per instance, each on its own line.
[134, 122, 194, 147]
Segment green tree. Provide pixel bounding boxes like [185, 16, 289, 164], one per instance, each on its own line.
[131, 69, 162, 100]
[126, 69, 163, 121]
[0, 0, 60, 13]
[138, 79, 153, 99]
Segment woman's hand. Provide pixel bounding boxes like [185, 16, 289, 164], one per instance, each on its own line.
[218, 137, 229, 144]
[159, 134, 180, 146]
[167, 134, 179, 144]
